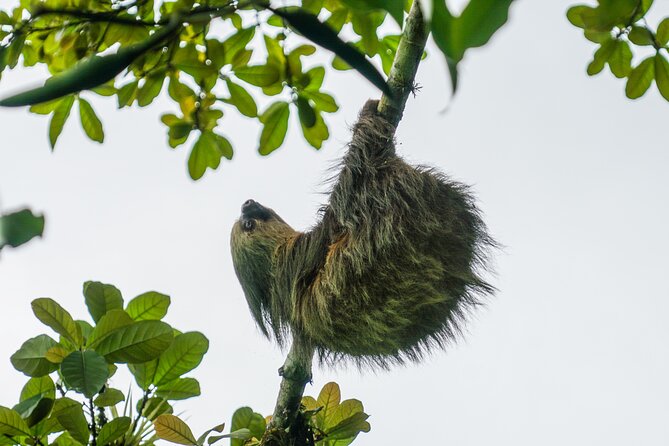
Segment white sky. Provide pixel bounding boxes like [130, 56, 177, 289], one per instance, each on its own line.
[1, 0, 669, 445]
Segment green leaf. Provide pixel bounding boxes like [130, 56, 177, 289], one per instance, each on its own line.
[94, 388, 125, 407]
[628, 25, 655, 46]
[10, 335, 60, 377]
[129, 360, 158, 389]
[20, 376, 56, 402]
[296, 95, 317, 128]
[155, 378, 201, 401]
[154, 332, 209, 386]
[25, 398, 54, 427]
[324, 412, 370, 441]
[271, 8, 391, 95]
[78, 98, 104, 143]
[234, 65, 281, 87]
[88, 309, 134, 346]
[608, 40, 632, 78]
[259, 101, 290, 155]
[0, 209, 44, 249]
[301, 109, 329, 149]
[587, 39, 616, 76]
[657, 18, 669, 46]
[49, 96, 74, 150]
[60, 351, 109, 398]
[625, 56, 655, 99]
[0, 20, 180, 107]
[302, 91, 338, 113]
[0, 406, 32, 437]
[138, 75, 165, 106]
[52, 398, 89, 445]
[188, 132, 234, 180]
[31, 298, 83, 347]
[83, 281, 124, 323]
[92, 320, 174, 363]
[654, 53, 669, 101]
[126, 292, 171, 321]
[117, 81, 138, 107]
[97, 416, 131, 446]
[566, 5, 594, 29]
[316, 382, 341, 428]
[153, 414, 197, 445]
[225, 80, 257, 117]
[230, 408, 265, 446]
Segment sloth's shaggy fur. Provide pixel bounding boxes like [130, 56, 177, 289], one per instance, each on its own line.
[230, 100, 495, 368]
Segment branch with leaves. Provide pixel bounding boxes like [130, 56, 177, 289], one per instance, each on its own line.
[0, 0, 514, 180]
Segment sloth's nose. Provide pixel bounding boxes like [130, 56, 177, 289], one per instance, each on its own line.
[242, 199, 256, 212]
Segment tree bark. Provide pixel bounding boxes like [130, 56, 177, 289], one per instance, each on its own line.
[262, 3, 429, 444]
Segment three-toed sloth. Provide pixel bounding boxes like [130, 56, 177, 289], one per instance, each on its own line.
[231, 100, 495, 368]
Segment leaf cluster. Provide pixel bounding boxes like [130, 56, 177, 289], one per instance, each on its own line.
[1, 282, 209, 446]
[152, 382, 369, 446]
[568, 0, 669, 100]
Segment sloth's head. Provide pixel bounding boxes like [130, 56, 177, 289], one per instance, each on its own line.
[230, 199, 295, 336]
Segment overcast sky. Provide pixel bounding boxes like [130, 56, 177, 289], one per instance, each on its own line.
[1, 0, 669, 445]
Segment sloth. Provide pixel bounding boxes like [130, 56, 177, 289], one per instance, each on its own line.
[230, 100, 495, 367]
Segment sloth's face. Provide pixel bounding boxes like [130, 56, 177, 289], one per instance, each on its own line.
[238, 199, 282, 233]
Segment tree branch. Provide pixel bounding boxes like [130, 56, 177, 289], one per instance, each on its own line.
[378, 1, 429, 128]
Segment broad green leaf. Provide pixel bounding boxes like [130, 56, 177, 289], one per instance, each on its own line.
[83, 281, 124, 323]
[566, 5, 594, 29]
[301, 109, 329, 149]
[225, 80, 257, 117]
[76, 320, 94, 342]
[654, 53, 669, 101]
[60, 351, 109, 398]
[222, 28, 256, 66]
[154, 332, 209, 386]
[126, 292, 171, 321]
[93, 320, 173, 363]
[657, 18, 669, 45]
[129, 359, 158, 389]
[625, 56, 655, 99]
[20, 376, 55, 402]
[324, 412, 370, 440]
[0, 209, 44, 249]
[31, 298, 83, 347]
[45, 345, 70, 364]
[25, 398, 54, 427]
[52, 398, 89, 445]
[10, 335, 59, 377]
[0, 406, 31, 436]
[155, 378, 201, 401]
[272, 8, 391, 95]
[88, 309, 134, 346]
[259, 101, 290, 155]
[0, 21, 180, 107]
[628, 25, 655, 46]
[94, 388, 125, 407]
[97, 416, 131, 446]
[13, 395, 42, 419]
[316, 382, 341, 428]
[138, 75, 165, 107]
[327, 399, 364, 429]
[608, 40, 632, 78]
[587, 39, 616, 75]
[188, 132, 234, 180]
[78, 98, 104, 143]
[49, 96, 74, 149]
[230, 408, 265, 446]
[154, 414, 197, 445]
[117, 81, 138, 107]
[30, 414, 63, 438]
[296, 95, 317, 128]
[302, 91, 338, 113]
[234, 65, 281, 87]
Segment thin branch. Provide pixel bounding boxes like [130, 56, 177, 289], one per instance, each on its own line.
[377, 1, 429, 128]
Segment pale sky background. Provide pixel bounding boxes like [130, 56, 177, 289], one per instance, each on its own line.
[1, 0, 669, 445]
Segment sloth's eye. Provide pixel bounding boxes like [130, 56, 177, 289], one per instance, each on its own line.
[243, 219, 256, 231]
